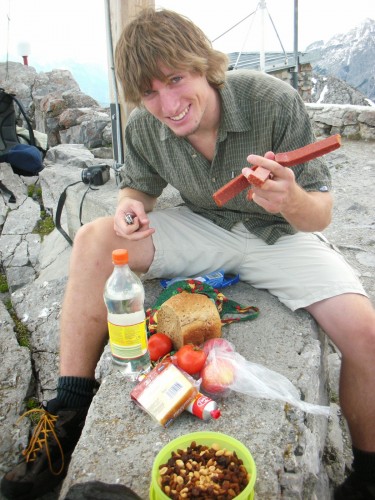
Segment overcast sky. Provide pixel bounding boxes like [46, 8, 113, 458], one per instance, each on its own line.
[1, 0, 374, 68]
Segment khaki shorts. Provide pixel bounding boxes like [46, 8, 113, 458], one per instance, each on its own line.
[144, 206, 367, 311]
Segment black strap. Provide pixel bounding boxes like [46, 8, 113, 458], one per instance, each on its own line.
[55, 181, 82, 245]
[55, 180, 99, 246]
[10, 94, 36, 147]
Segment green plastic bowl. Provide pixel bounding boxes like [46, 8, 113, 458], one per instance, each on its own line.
[150, 431, 256, 499]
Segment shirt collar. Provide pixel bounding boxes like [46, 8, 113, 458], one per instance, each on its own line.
[159, 122, 172, 141]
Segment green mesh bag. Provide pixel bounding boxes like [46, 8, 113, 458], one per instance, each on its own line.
[146, 279, 259, 335]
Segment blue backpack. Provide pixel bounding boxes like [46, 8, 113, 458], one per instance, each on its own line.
[0, 88, 44, 176]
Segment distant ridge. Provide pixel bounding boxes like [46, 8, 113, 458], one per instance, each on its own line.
[306, 18, 375, 102]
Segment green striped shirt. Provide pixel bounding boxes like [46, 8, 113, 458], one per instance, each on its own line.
[120, 69, 331, 244]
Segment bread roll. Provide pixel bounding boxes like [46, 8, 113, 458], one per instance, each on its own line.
[157, 292, 222, 349]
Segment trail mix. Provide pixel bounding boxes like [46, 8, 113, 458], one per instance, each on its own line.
[158, 441, 250, 499]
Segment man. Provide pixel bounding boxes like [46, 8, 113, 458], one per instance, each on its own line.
[2, 7, 374, 500]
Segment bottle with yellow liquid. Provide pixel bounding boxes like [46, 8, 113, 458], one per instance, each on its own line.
[104, 249, 151, 380]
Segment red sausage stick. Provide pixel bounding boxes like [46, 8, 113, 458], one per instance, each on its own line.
[213, 134, 341, 207]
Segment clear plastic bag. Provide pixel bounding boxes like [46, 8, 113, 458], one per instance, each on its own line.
[200, 340, 330, 417]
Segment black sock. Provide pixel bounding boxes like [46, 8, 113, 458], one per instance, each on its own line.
[352, 446, 375, 483]
[48, 376, 98, 411]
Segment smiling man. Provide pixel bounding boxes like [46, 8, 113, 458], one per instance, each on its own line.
[2, 7, 375, 500]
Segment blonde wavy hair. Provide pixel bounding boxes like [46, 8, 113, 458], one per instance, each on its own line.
[115, 8, 229, 105]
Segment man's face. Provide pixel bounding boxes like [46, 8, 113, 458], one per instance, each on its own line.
[141, 67, 214, 137]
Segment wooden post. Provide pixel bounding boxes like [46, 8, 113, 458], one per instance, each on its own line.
[106, 0, 154, 135]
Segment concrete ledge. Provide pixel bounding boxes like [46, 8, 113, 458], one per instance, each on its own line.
[59, 281, 336, 500]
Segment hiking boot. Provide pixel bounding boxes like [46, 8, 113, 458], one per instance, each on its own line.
[1, 400, 89, 500]
[334, 472, 375, 499]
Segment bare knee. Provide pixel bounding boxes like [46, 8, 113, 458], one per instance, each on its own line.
[73, 217, 114, 249]
[71, 216, 155, 274]
[307, 294, 375, 361]
[69, 218, 117, 274]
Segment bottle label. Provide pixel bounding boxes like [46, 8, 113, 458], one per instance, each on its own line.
[189, 394, 213, 419]
[108, 318, 148, 360]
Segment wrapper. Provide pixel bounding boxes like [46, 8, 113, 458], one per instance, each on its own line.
[130, 361, 198, 427]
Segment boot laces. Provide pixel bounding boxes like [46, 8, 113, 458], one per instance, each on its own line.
[17, 408, 65, 475]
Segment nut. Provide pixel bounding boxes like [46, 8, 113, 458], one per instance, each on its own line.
[158, 441, 250, 499]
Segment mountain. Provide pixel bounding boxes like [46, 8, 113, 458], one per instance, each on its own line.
[306, 18, 375, 103]
[310, 74, 372, 106]
[33, 59, 111, 107]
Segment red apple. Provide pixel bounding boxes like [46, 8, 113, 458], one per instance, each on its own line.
[201, 338, 234, 356]
[200, 358, 236, 395]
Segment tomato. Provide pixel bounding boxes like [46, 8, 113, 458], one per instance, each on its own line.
[148, 333, 173, 361]
[175, 344, 207, 375]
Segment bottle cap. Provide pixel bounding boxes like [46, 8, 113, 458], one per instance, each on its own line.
[112, 249, 129, 265]
[210, 409, 221, 419]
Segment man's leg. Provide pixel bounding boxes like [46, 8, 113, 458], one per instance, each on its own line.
[306, 294, 375, 498]
[59, 216, 155, 378]
[1, 216, 155, 500]
[235, 229, 375, 497]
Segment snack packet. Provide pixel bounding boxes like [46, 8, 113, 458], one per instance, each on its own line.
[130, 361, 198, 427]
[160, 269, 239, 289]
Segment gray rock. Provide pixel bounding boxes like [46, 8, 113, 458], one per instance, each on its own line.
[2, 197, 40, 236]
[356, 251, 375, 267]
[44, 144, 95, 166]
[0, 301, 32, 475]
[6, 265, 36, 293]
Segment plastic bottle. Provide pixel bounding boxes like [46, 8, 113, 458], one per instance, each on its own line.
[104, 249, 151, 380]
[185, 393, 221, 420]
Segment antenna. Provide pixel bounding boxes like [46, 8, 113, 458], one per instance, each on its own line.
[5, 0, 11, 78]
[213, 1, 288, 72]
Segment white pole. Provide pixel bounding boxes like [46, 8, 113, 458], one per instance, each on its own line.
[104, 0, 124, 170]
[292, 0, 299, 89]
[259, 0, 266, 72]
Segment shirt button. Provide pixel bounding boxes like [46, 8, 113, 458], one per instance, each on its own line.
[212, 177, 216, 182]
[192, 154, 197, 158]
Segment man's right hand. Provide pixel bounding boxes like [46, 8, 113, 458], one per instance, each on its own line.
[113, 197, 156, 240]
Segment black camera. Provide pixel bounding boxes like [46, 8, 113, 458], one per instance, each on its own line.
[81, 164, 110, 186]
